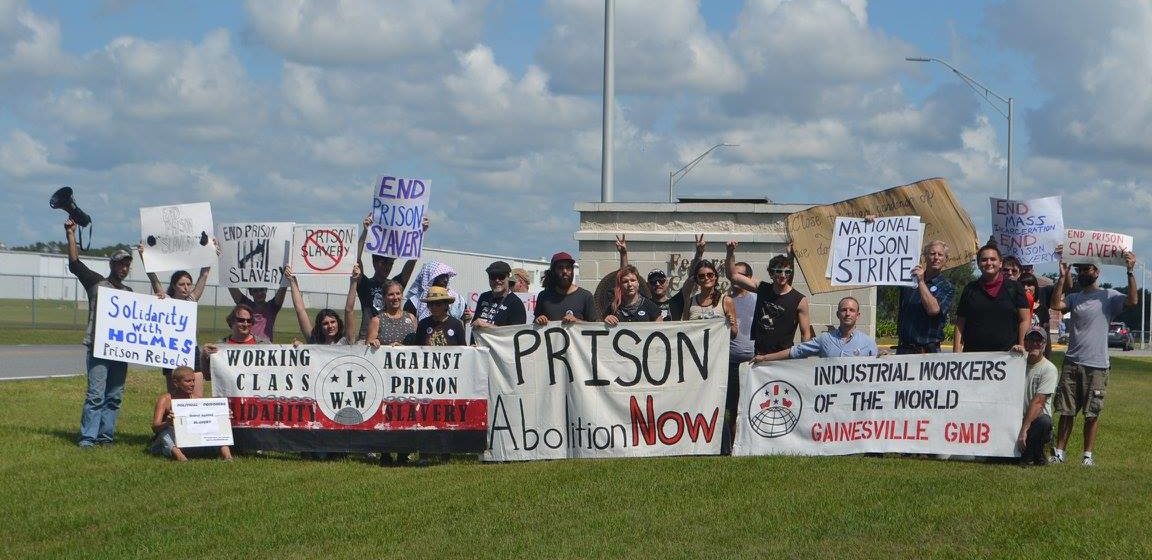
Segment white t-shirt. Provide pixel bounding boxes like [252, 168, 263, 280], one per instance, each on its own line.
[1024, 357, 1059, 418]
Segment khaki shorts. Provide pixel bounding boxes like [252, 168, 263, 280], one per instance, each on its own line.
[1054, 360, 1109, 418]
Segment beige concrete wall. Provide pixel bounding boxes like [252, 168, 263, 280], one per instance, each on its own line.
[574, 202, 877, 337]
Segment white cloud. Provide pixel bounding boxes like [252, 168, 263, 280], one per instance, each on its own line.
[0, 130, 66, 179]
[0, 0, 74, 79]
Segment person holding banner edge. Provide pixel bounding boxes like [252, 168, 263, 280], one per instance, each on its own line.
[1048, 251, 1138, 466]
[953, 244, 1029, 354]
[534, 252, 599, 325]
[896, 240, 955, 354]
[752, 297, 877, 361]
[66, 218, 135, 448]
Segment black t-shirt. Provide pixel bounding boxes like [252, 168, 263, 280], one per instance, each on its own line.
[607, 296, 660, 322]
[656, 292, 684, 322]
[956, 279, 1029, 352]
[416, 316, 467, 346]
[474, 290, 527, 326]
[751, 282, 805, 354]
[535, 287, 599, 321]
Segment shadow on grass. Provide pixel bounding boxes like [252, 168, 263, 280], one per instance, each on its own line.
[38, 427, 154, 447]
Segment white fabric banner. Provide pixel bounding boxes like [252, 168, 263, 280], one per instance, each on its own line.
[93, 287, 198, 368]
[734, 352, 1026, 457]
[829, 216, 923, 287]
[289, 223, 358, 275]
[139, 202, 216, 273]
[173, 398, 234, 447]
[989, 196, 1064, 265]
[476, 320, 729, 461]
[216, 222, 293, 288]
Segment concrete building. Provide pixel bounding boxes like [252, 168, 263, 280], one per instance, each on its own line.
[573, 199, 877, 337]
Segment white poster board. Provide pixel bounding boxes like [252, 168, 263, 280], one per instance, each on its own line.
[1063, 228, 1133, 266]
[476, 320, 729, 461]
[829, 216, 923, 287]
[365, 175, 429, 259]
[93, 287, 199, 368]
[289, 223, 358, 275]
[139, 202, 216, 273]
[989, 196, 1064, 265]
[734, 353, 1026, 457]
[216, 222, 293, 288]
[173, 398, 234, 447]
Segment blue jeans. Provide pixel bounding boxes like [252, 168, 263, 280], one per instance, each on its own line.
[79, 354, 128, 446]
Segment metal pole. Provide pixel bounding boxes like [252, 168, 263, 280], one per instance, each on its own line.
[1006, 97, 1013, 199]
[31, 276, 36, 328]
[600, 0, 614, 202]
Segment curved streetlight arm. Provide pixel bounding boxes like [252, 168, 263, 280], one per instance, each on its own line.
[669, 143, 739, 202]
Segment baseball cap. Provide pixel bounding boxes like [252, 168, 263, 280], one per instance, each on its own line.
[109, 249, 132, 263]
[550, 251, 575, 266]
[485, 260, 512, 276]
[1025, 326, 1047, 340]
[647, 269, 668, 283]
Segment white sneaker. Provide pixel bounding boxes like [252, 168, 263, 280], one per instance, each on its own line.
[1082, 455, 1095, 467]
[1048, 454, 1065, 464]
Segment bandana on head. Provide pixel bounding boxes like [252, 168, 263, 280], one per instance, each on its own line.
[406, 261, 460, 320]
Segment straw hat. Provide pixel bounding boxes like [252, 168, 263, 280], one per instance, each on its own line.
[421, 286, 456, 304]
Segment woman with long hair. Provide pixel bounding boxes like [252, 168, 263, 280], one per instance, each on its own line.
[604, 265, 661, 325]
[367, 279, 417, 346]
[283, 263, 360, 345]
[138, 243, 214, 395]
[682, 259, 738, 339]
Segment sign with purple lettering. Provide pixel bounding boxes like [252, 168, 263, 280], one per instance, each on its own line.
[989, 196, 1063, 265]
[366, 175, 429, 259]
[94, 286, 198, 368]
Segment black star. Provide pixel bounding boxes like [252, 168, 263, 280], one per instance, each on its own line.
[357, 374, 366, 382]
[330, 374, 339, 383]
[345, 399, 352, 406]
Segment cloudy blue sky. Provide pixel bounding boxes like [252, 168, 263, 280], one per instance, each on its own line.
[2, 0, 1150, 279]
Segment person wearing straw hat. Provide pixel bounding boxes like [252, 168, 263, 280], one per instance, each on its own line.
[415, 286, 466, 346]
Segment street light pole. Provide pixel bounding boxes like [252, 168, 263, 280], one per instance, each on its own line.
[668, 143, 738, 202]
[906, 56, 1013, 199]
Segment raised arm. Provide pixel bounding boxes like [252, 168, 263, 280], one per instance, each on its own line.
[344, 263, 361, 340]
[678, 234, 707, 301]
[188, 238, 217, 302]
[356, 212, 372, 271]
[726, 241, 759, 292]
[284, 265, 313, 340]
[64, 219, 80, 263]
[1125, 251, 1139, 307]
[1049, 261, 1069, 313]
[137, 244, 166, 297]
[616, 234, 629, 269]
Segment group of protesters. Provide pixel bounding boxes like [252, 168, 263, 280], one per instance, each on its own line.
[66, 212, 1138, 466]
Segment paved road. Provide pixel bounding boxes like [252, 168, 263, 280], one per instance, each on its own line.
[0, 345, 86, 380]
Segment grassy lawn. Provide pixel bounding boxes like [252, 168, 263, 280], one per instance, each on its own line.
[1, 353, 1149, 559]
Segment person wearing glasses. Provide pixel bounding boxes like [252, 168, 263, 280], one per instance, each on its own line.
[200, 304, 259, 380]
[614, 234, 683, 320]
[469, 260, 527, 342]
[895, 240, 955, 354]
[726, 241, 812, 359]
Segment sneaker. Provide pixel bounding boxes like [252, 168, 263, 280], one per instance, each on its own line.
[1048, 454, 1065, 464]
[1082, 455, 1095, 467]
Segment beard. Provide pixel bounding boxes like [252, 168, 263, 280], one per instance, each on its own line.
[1077, 274, 1095, 288]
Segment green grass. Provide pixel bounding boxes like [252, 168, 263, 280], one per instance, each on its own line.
[2, 354, 1150, 558]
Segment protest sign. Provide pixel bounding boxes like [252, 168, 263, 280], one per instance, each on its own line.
[475, 320, 728, 461]
[787, 178, 979, 294]
[173, 398, 234, 448]
[290, 223, 358, 275]
[1063, 228, 1133, 266]
[216, 222, 293, 288]
[989, 196, 1064, 265]
[366, 175, 429, 259]
[139, 202, 216, 273]
[210, 345, 490, 453]
[829, 216, 923, 287]
[733, 352, 1025, 457]
[93, 287, 198, 368]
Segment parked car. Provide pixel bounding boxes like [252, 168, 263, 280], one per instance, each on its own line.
[1108, 322, 1134, 351]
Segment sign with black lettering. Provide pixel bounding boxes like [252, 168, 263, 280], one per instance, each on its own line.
[139, 202, 216, 273]
[1063, 228, 1133, 266]
[475, 320, 728, 461]
[290, 223, 357, 275]
[210, 345, 491, 453]
[829, 216, 922, 287]
[733, 353, 1025, 457]
[216, 222, 293, 288]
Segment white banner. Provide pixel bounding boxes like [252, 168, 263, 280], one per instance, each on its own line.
[829, 216, 923, 287]
[989, 196, 1063, 265]
[1063, 228, 1133, 266]
[210, 345, 490, 431]
[734, 353, 1026, 457]
[476, 320, 729, 461]
[216, 222, 293, 288]
[366, 175, 429, 259]
[173, 398, 234, 447]
[93, 287, 199, 368]
[289, 223, 358, 275]
[139, 202, 216, 273]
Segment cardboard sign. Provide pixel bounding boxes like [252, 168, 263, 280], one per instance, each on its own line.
[216, 222, 293, 288]
[829, 216, 923, 287]
[93, 287, 198, 368]
[290, 224, 358, 275]
[787, 178, 979, 294]
[475, 320, 728, 461]
[733, 353, 1025, 457]
[1063, 228, 1133, 266]
[365, 175, 429, 259]
[989, 196, 1064, 265]
[173, 398, 234, 447]
[139, 202, 216, 273]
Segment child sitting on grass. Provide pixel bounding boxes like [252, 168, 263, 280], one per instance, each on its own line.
[150, 366, 233, 462]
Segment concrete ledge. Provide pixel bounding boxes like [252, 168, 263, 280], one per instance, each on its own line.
[573, 232, 789, 242]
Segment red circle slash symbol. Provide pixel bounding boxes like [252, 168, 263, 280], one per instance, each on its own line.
[303, 229, 345, 272]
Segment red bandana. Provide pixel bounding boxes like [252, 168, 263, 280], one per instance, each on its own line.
[981, 272, 1005, 299]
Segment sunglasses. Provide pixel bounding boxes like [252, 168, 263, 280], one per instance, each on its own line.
[696, 272, 717, 280]
[489, 275, 508, 281]
[233, 317, 253, 324]
[648, 277, 667, 285]
[769, 268, 792, 275]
